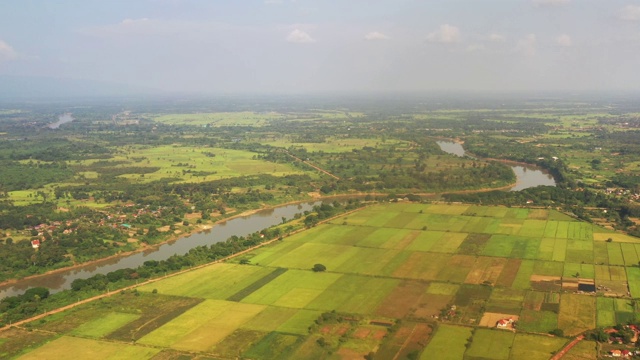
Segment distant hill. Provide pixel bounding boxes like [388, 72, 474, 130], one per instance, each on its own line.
[0, 75, 161, 101]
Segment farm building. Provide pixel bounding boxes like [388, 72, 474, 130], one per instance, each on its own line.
[496, 318, 514, 329]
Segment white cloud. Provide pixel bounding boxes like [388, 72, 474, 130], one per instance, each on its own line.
[286, 29, 316, 43]
[364, 31, 389, 41]
[84, 18, 174, 37]
[619, 5, 640, 21]
[516, 34, 537, 56]
[82, 18, 235, 40]
[556, 34, 572, 47]
[264, 0, 283, 4]
[0, 40, 18, 62]
[488, 33, 506, 42]
[121, 18, 149, 25]
[427, 24, 461, 44]
[466, 44, 485, 52]
[532, 0, 570, 7]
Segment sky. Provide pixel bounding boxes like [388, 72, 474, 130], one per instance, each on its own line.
[0, 0, 639, 94]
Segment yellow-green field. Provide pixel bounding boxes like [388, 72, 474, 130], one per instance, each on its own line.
[153, 112, 280, 126]
[257, 136, 407, 153]
[11, 202, 640, 359]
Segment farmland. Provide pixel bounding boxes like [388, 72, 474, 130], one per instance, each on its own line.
[8, 202, 640, 359]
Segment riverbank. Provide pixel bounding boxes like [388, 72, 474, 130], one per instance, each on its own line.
[0, 183, 528, 293]
[0, 204, 368, 332]
[0, 197, 322, 289]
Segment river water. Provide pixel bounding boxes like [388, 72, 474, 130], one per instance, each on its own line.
[0, 142, 555, 299]
[47, 113, 74, 129]
[0, 202, 322, 299]
[435, 140, 556, 191]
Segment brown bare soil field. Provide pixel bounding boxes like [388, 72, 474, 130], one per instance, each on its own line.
[479, 312, 520, 328]
[465, 256, 507, 284]
[413, 294, 452, 319]
[397, 230, 422, 250]
[596, 280, 629, 297]
[531, 275, 562, 291]
[352, 327, 371, 339]
[563, 281, 579, 290]
[376, 280, 428, 318]
[495, 259, 522, 287]
[531, 275, 562, 282]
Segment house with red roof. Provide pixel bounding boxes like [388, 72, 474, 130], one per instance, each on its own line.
[496, 318, 514, 329]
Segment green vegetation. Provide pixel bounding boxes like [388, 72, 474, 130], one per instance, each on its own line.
[3, 96, 640, 359]
[7, 202, 640, 359]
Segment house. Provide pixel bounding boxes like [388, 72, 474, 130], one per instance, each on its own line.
[31, 239, 40, 249]
[610, 349, 621, 357]
[496, 318, 514, 328]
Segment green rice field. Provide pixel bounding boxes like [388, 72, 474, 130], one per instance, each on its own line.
[11, 202, 640, 359]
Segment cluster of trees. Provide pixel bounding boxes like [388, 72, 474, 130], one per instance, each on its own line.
[0, 287, 49, 320]
[586, 324, 636, 344]
[0, 161, 72, 191]
[303, 201, 361, 228]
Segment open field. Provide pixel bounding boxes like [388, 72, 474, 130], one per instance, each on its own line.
[17, 336, 160, 360]
[14, 203, 640, 359]
[421, 325, 472, 360]
[153, 111, 280, 126]
[111, 145, 304, 183]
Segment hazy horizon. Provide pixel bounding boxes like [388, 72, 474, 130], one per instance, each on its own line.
[2, 0, 640, 95]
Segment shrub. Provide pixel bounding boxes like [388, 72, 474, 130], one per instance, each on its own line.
[312, 264, 327, 272]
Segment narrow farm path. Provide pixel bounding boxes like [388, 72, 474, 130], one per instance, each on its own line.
[284, 151, 340, 180]
[549, 335, 584, 360]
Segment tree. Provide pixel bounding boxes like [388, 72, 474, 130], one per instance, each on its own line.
[549, 329, 564, 337]
[312, 264, 327, 272]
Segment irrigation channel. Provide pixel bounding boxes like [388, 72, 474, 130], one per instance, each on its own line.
[436, 140, 556, 191]
[0, 201, 327, 299]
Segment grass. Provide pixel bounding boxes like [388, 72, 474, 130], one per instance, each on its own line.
[116, 145, 303, 183]
[626, 267, 640, 298]
[242, 332, 303, 360]
[153, 111, 279, 126]
[70, 312, 139, 338]
[227, 267, 288, 302]
[420, 325, 472, 360]
[509, 333, 568, 360]
[16, 336, 160, 360]
[13, 203, 634, 359]
[304, 274, 399, 313]
[596, 297, 616, 328]
[139, 300, 265, 352]
[426, 282, 460, 296]
[558, 294, 596, 336]
[137, 263, 275, 299]
[241, 269, 342, 308]
[465, 328, 514, 359]
[517, 310, 558, 333]
[563, 340, 597, 360]
[258, 242, 362, 270]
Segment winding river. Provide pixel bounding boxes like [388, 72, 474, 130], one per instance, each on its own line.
[435, 140, 556, 191]
[0, 202, 322, 299]
[0, 143, 556, 299]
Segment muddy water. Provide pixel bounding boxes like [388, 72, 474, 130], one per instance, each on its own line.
[0, 202, 322, 299]
[436, 140, 556, 191]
